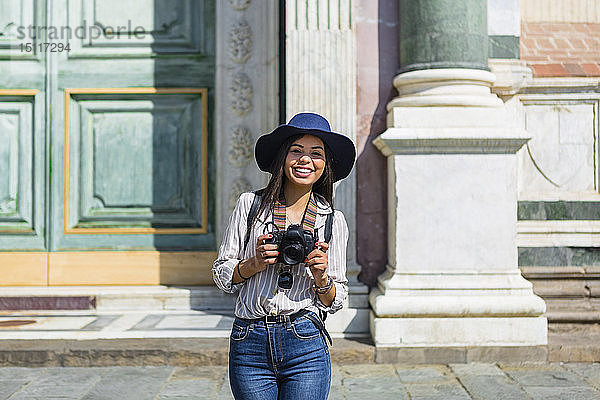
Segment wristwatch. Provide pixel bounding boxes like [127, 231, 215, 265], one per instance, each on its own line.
[313, 277, 333, 295]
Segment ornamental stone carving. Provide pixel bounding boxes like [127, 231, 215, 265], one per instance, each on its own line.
[229, 0, 251, 11]
[229, 177, 252, 211]
[229, 126, 253, 167]
[230, 73, 253, 116]
[229, 20, 253, 64]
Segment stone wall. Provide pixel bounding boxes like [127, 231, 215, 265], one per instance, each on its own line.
[520, 0, 600, 77]
[521, 22, 600, 76]
[512, 77, 600, 323]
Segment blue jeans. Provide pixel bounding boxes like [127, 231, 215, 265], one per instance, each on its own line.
[228, 312, 331, 400]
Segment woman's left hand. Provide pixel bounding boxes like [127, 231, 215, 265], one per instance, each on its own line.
[306, 242, 329, 286]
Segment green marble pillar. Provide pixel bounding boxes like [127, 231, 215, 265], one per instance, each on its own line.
[399, 0, 488, 73]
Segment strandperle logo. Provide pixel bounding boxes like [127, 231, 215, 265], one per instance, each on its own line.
[2, 19, 148, 40]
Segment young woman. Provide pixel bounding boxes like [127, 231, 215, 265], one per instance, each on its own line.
[213, 112, 356, 400]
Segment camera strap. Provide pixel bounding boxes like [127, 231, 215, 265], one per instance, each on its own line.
[242, 191, 334, 252]
[272, 193, 318, 232]
[242, 190, 264, 254]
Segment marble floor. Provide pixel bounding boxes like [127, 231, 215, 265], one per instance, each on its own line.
[0, 310, 236, 340]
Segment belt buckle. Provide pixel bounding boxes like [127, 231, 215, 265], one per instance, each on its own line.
[265, 315, 278, 323]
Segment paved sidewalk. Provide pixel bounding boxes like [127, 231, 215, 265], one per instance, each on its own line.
[1, 363, 600, 400]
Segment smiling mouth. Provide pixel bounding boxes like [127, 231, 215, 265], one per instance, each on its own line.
[292, 167, 314, 177]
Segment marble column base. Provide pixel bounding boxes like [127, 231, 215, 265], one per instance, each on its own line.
[370, 312, 547, 347]
[373, 67, 548, 348]
[369, 269, 547, 346]
[388, 68, 503, 108]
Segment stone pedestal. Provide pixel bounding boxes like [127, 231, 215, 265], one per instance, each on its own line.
[370, 68, 547, 348]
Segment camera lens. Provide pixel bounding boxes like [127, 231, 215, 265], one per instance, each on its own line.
[277, 271, 293, 290]
[282, 243, 304, 265]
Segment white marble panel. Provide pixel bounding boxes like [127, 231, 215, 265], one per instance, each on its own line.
[391, 153, 518, 271]
[519, 101, 597, 195]
[155, 315, 222, 329]
[488, 0, 520, 36]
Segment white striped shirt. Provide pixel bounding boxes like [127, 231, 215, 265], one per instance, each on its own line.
[212, 191, 349, 319]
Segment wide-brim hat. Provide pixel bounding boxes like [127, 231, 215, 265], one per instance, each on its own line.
[255, 112, 356, 182]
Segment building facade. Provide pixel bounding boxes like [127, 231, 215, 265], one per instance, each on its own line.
[0, 0, 598, 351]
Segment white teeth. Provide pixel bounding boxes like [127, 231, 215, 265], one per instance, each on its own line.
[295, 168, 312, 173]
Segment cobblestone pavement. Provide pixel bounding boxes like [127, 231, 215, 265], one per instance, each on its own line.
[1, 363, 599, 399]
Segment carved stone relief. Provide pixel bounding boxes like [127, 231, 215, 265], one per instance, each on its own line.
[229, 0, 251, 11]
[229, 177, 252, 211]
[230, 72, 253, 116]
[229, 126, 253, 167]
[229, 20, 253, 64]
[220, 0, 265, 231]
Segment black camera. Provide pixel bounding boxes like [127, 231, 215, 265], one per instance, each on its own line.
[265, 224, 316, 265]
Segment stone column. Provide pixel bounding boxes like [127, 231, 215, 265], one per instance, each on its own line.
[285, 0, 369, 335]
[399, 0, 488, 72]
[370, 0, 547, 360]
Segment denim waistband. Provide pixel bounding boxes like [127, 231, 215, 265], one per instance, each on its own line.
[238, 309, 332, 346]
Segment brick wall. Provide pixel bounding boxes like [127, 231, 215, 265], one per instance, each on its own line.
[521, 22, 600, 76]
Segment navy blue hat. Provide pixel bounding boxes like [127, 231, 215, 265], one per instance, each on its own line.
[255, 112, 356, 182]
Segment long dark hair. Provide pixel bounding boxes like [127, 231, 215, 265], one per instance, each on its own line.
[252, 134, 335, 229]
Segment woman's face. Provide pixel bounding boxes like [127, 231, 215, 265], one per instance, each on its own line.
[283, 135, 326, 188]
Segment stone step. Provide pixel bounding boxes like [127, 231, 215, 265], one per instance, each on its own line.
[0, 286, 237, 312]
[548, 322, 600, 362]
[0, 337, 375, 367]
[1, 331, 599, 366]
[0, 286, 371, 336]
[520, 266, 600, 323]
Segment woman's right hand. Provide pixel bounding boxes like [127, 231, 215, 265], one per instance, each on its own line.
[252, 233, 279, 272]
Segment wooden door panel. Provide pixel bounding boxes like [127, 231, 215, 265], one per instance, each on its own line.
[64, 90, 207, 232]
[0, 0, 39, 61]
[50, 0, 215, 251]
[66, 0, 206, 58]
[0, 1, 216, 282]
[0, 0, 46, 251]
[0, 97, 33, 230]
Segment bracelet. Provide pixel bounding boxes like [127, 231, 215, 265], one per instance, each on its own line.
[313, 277, 334, 295]
[236, 261, 251, 281]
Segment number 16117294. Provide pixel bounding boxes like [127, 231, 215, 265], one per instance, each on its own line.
[20, 42, 71, 52]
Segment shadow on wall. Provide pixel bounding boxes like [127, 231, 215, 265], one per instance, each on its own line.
[150, 1, 216, 284]
[355, 0, 399, 287]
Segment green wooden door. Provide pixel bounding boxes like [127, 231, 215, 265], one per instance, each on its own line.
[0, 2, 46, 251]
[1, 1, 215, 257]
